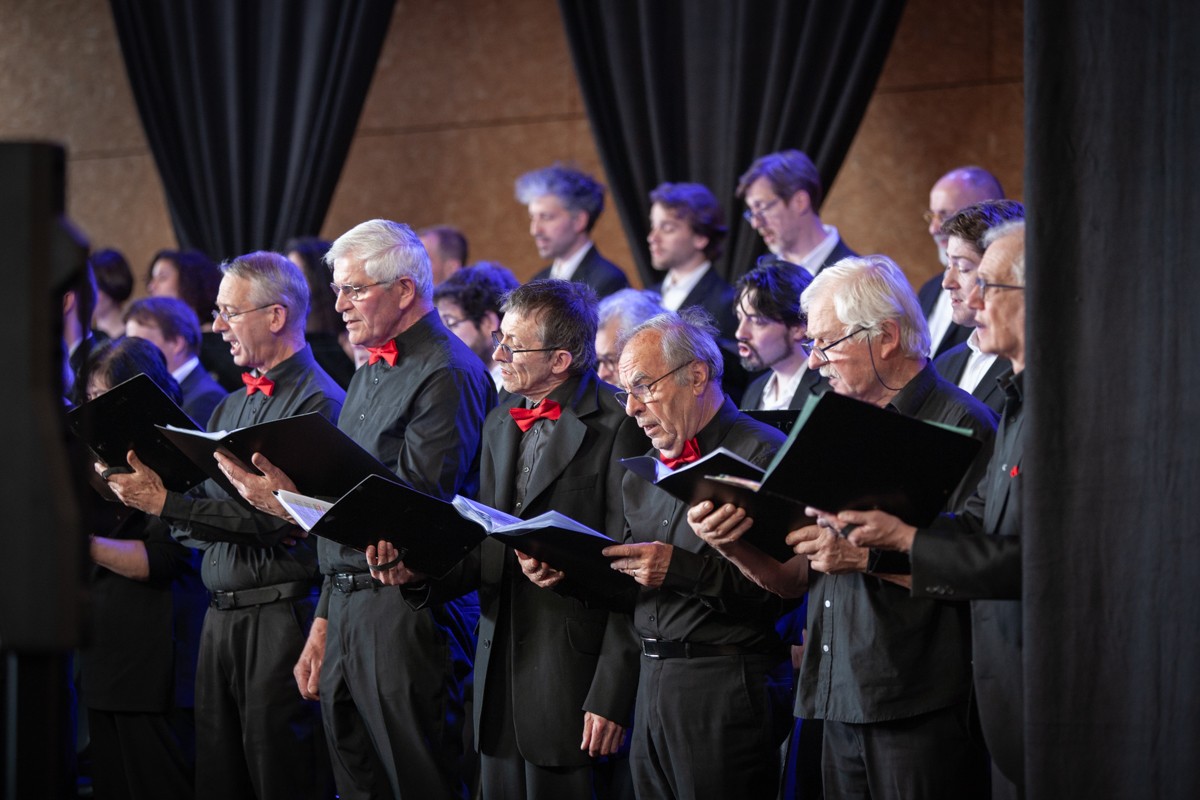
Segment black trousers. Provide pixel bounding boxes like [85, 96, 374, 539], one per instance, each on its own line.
[321, 584, 475, 800]
[631, 654, 787, 800]
[820, 704, 991, 800]
[195, 597, 331, 800]
[87, 708, 192, 800]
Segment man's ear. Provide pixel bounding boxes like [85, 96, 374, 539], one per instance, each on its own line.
[876, 319, 902, 358]
[688, 359, 710, 396]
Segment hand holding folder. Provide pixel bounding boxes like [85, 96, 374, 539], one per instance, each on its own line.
[275, 475, 635, 593]
[622, 391, 984, 562]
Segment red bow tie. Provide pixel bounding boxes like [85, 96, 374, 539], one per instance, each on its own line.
[242, 372, 275, 396]
[367, 339, 399, 367]
[510, 399, 562, 432]
[659, 438, 701, 469]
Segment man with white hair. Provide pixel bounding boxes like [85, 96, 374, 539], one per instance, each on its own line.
[834, 222, 1029, 798]
[217, 220, 497, 799]
[688, 255, 998, 797]
[594, 288, 664, 384]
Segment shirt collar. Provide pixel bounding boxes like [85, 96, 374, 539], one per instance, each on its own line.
[551, 241, 593, 281]
[171, 355, 201, 384]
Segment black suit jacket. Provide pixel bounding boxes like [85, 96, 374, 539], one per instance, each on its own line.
[910, 371, 1025, 785]
[649, 267, 737, 341]
[816, 236, 858, 274]
[739, 366, 827, 411]
[918, 273, 971, 358]
[422, 371, 644, 766]
[179, 362, 227, 427]
[933, 341, 1011, 415]
[532, 244, 629, 298]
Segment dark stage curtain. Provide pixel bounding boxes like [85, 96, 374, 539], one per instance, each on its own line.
[557, 0, 906, 286]
[109, 0, 395, 261]
[1024, 1, 1200, 796]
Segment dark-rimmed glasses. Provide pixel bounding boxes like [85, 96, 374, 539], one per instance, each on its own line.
[806, 326, 868, 363]
[490, 330, 561, 360]
[615, 361, 695, 406]
[742, 198, 782, 225]
[973, 277, 1025, 301]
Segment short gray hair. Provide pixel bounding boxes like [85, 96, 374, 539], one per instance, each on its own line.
[326, 219, 433, 299]
[625, 307, 723, 389]
[802, 255, 931, 359]
[982, 220, 1026, 285]
[598, 288, 664, 348]
[221, 251, 309, 336]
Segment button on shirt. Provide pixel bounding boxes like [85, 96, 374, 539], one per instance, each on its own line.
[797, 363, 999, 723]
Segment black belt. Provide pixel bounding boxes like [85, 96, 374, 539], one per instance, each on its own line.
[332, 572, 382, 594]
[640, 638, 760, 659]
[210, 580, 312, 610]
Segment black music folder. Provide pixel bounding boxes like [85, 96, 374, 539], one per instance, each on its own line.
[621, 391, 983, 561]
[67, 373, 207, 494]
[158, 412, 394, 499]
[276, 475, 634, 593]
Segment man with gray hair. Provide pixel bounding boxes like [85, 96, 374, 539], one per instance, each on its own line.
[838, 221, 1029, 798]
[378, 278, 644, 797]
[103, 250, 343, 799]
[932, 200, 1026, 413]
[689, 255, 998, 797]
[516, 163, 629, 298]
[526, 309, 794, 797]
[595, 288, 664, 384]
[737, 150, 857, 275]
[218, 220, 497, 799]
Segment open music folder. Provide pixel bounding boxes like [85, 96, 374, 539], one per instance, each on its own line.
[157, 412, 395, 500]
[66, 373, 206, 494]
[276, 474, 635, 593]
[621, 391, 983, 561]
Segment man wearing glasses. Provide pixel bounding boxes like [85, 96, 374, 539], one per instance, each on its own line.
[736, 149, 857, 276]
[918, 166, 1007, 358]
[831, 221, 1029, 799]
[379, 279, 645, 798]
[103, 251, 343, 798]
[544, 309, 794, 798]
[433, 262, 520, 390]
[932, 200, 1026, 413]
[218, 220, 497, 799]
[689, 255, 998, 798]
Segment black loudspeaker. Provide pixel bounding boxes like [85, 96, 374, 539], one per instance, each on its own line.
[0, 141, 90, 799]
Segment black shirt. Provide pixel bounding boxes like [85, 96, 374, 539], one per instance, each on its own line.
[623, 397, 788, 650]
[315, 310, 497, 617]
[797, 362, 998, 723]
[162, 345, 346, 592]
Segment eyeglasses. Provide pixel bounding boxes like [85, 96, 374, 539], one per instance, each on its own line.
[923, 209, 955, 226]
[596, 355, 620, 373]
[211, 303, 283, 324]
[490, 330, 561, 360]
[329, 280, 393, 301]
[973, 277, 1025, 301]
[440, 315, 472, 330]
[742, 198, 782, 225]
[806, 326, 868, 363]
[615, 361, 694, 406]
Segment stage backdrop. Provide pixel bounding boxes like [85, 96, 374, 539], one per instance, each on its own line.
[109, 0, 395, 261]
[558, 0, 907, 286]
